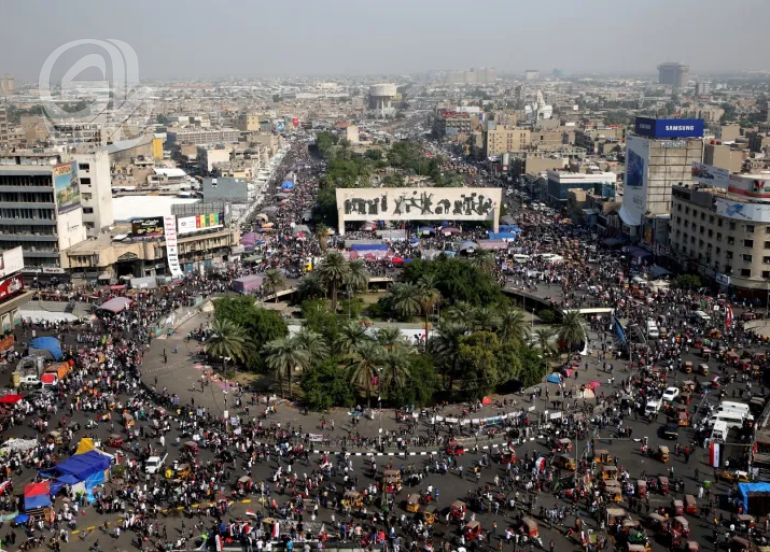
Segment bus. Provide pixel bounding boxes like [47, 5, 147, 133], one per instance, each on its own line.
[707, 411, 750, 431]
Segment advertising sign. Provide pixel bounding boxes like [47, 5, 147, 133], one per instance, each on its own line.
[726, 173, 770, 201]
[0, 335, 13, 354]
[336, 187, 501, 222]
[619, 136, 649, 227]
[0, 247, 24, 279]
[0, 274, 24, 301]
[53, 162, 81, 214]
[177, 213, 225, 235]
[163, 215, 184, 278]
[691, 162, 730, 188]
[634, 117, 704, 139]
[714, 197, 770, 222]
[130, 217, 165, 239]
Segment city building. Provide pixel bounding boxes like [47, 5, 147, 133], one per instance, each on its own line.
[703, 142, 743, 173]
[201, 177, 250, 202]
[545, 170, 616, 207]
[368, 84, 397, 118]
[433, 108, 480, 140]
[619, 117, 704, 239]
[0, 74, 14, 97]
[695, 82, 712, 96]
[482, 124, 530, 157]
[71, 149, 114, 237]
[0, 103, 8, 146]
[574, 127, 625, 155]
[346, 125, 360, 143]
[0, 150, 87, 269]
[524, 91, 552, 122]
[197, 146, 230, 174]
[166, 127, 240, 147]
[658, 62, 689, 90]
[669, 177, 770, 296]
[525, 70, 539, 80]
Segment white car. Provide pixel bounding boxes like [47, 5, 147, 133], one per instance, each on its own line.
[662, 387, 680, 402]
[145, 453, 168, 474]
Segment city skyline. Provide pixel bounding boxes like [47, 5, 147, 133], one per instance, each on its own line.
[1, 0, 769, 82]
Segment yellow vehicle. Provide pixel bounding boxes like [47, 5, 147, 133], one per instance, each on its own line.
[604, 481, 623, 503]
[556, 454, 576, 470]
[657, 446, 670, 463]
[421, 505, 436, 526]
[717, 470, 750, 483]
[165, 463, 192, 480]
[341, 491, 363, 509]
[681, 361, 693, 374]
[601, 465, 619, 480]
[382, 470, 402, 493]
[406, 494, 421, 513]
[595, 449, 613, 464]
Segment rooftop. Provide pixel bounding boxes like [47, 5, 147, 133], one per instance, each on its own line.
[112, 195, 199, 222]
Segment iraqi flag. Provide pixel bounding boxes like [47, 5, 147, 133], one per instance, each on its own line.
[725, 305, 734, 329]
[215, 535, 223, 552]
[535, 457, 547, 473]
[245, 509, 257, 518]
[272, 521, 280, 539]
[709, 442, 720, 468]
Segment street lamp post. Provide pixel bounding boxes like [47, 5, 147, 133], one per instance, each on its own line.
[377, 368, 383, 450]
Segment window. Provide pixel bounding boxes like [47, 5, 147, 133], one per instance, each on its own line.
[685, 207, 690, 214]
[701, 212, 705, 220]
[727, 237, 735, 245]
[743, 254, 753, 262]
[716, 247, 721, 254]
[764, 257, 770, 264]
[78, 163, 90, 171]
[82, 207, 94, 214]
[729, 222, 736, 230]
[745, 239, 754, 248]
[726, 252, 733, 259]
[718, 219, 723, 227]
[700, 226, 705, 234]
[80, 177, 91, 185]
[82, 193, 92, 201]
[764, 271, 770, 279]
[746, 225, 756, 233]
[741, 268, 751, 277]
[717, 233, 722, 241]
[709, 216, 714, 224]
[724, 265, 732, 275]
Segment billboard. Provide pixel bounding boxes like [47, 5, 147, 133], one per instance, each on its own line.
[0, 247, 24, 279]
[634, 117, 704, 139]
[715, 197, 770, 223]
[130, 217, 165, 239]
[163, 215, 184, 278]
[335, 187, 501, 223]
[177, 212, 225, 234]
[726, 173, 770, 201]
[0, 274, 24, 302]
[619, 136, 649, 226]
[691, 162, 730, 188]
[53, 162, 81, 214]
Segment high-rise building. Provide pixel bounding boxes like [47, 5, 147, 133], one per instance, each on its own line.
[525, 70, 539, 81]
[71, 149, 115, 237]
[0, 103, 9, 146]
[0, 74, 14, 97]
[695, 82, 712, 96]
[658, 62, 690, 90]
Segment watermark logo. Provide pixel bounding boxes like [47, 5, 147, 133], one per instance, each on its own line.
[39, 39, 153, 151]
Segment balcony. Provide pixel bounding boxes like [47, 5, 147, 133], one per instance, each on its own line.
[0, 234, 58, 242]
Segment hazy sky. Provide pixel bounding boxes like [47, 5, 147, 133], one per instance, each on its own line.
[2, 0, 769, 82]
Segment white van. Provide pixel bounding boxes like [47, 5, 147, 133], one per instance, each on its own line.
[512, 254, 530, 264]
[710, 421, 728, 442]
[708, 411, 748, 430]
[717, 401, 751, 418]
[646, 320, 660, 339]
[645, 399, 662, 415]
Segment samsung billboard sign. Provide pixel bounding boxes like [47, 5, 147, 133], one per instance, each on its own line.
[634, 117, 704, 139]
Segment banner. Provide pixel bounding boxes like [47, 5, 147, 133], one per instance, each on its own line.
[177, 213, 225, 235]
[691, 162, 729, 188]
[0, 275, 23, 301]
[53, 162, 81, 214]
[130, 217, 165, 239]
[0, 247, 24, 279]
[163, 216, 184, 278]
[0, 335, 14, 355]
[709, 442, 720, 467]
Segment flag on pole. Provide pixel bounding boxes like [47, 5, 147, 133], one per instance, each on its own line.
[725, 305, 734, 329]
[215, 534, 223, 552]
[709, 442, 720, 467]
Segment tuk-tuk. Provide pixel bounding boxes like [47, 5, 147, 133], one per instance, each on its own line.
[717, 469, 750, 483]
[556, 454, 576, 470]
[383, 470, 402, 493]
[601, 465, 619, 480]
[700, 348, 712, 360]
[166, 463, 191, 480]
[519, 517, 539, 538]
[421, 505, 436, 526]
[672, 499, 684, 516]
[341, 491, 363, 509]
[182, 441, 200, 456]
[672, 516, 689, 537]
[406, 494, 420, 513]
[464, 521, 482, 540]
[446, 440, 465, 456]
[595, 449, 613, 464]
[496, 450, 517, 464]
[637, 480, 647, 498]
[679, 541, 699, 552]
[122, 412, 135, 429]
[658, 476, 670, 495]
[646, 513, 668, 532]
[46, 430, 63, 445]
[628, 543, 650, 552]
[606, 508, 627, 528]
[681, 361, 693, 374]
[604, 481, 623, 503]
[657, 446, 670, 463]
[680, 381, 696, 393]
[698, 363, 710, 375]
[450, 500, 467, 521]
[236, 476, 253, 492]
[683, 495, 697, 515]
[733, 514, 756, 529]
[727, 537, 751, 552]
[106, 434, 124, 448]
[554, 438, 572, 453]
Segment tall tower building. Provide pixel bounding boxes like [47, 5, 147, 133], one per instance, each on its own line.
[657, 63, 690, 90]
[0, 74, 14, 97]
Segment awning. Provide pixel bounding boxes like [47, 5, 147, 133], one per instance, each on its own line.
[98, 297, 133, 314]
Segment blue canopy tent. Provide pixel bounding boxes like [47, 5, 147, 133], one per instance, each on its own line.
[409, 238, 420, 245]
[350, 243, 389, 252]
[546, 373, 563, 384]
[738, 482, 770, 514]
[488, 232, 519, 240]
[39, 450, 112, 490]
[280, 181, 295, 190]
[28, 337, 63, 361]
[498, 225, 522, 233]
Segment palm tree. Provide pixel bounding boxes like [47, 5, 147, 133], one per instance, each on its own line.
[473, 306, 501, 332]
[205, 319, 248, 372]
[336, 320, 371, 355]
[381, 347, 412, 404]
[472, 249, 497, 273]
[262, 269, 286, 303]
[263, 337, 310, 398]
[558, 311, 586, 354]
[317, 252, 350, 312]
[347, 340, 384, 406]
[293, 328, 330, 363]
[388, 283, 421, 320]
[297, 274, 324, 301]
[498, 309, 529, 346]
[428, 320, 468, 390]
[375, 326, 405, 352]
[534, 327, 558, 358]
[445, 301, 474, 324]
[417, 283, 441, 341]
[347, 259, 370, 293]
[315, 223, 329, 253]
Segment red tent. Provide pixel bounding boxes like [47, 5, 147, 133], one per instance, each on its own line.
[482, 397, 493, 405]
[392, 257, 404, 265]
[348, 251, 360, 260]
[0, 394, 23, 404]
[24, 481, 49, 497]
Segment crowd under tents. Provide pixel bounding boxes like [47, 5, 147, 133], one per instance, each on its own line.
[98, 297, 133, 314]
[28, 337, 63, 361]
[39, 439, 114, 502]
